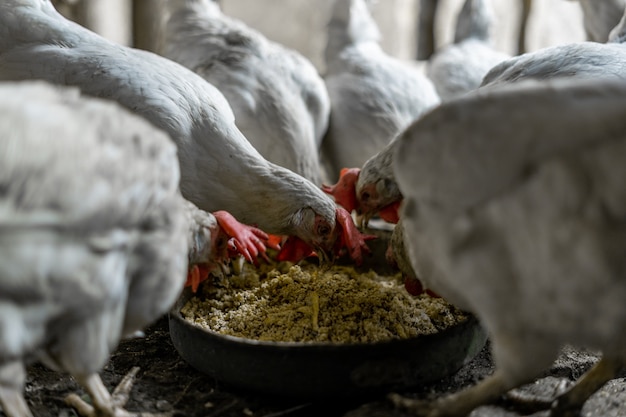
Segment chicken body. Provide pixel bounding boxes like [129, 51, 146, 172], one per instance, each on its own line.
[0, 0, 353, 260]
[481, 5, 626, 87]
[391, 78, 626, 416]
[160, 0, 329, 186]
[426, 0, 510, 102]
[321, 0, 441, 183]
[0, 81, 219, 417]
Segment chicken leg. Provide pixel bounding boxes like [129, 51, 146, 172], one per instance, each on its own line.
[550, 354, 625, 415]
[0, 362, 32, 417]
[391, 354, 625, 417]
[390, 369, 521, 417]
[65, 367, 137, 417]
[65, 367, 173, 417]
[504, 354, 626, 416]
[0, 388, 31, 417]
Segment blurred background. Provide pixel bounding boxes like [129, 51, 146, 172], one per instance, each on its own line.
[52, 0, 586, 72]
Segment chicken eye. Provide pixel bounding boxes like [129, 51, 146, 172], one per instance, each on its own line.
[360, 191, 370, 202]
[212, 229, 229, 254]
[216, 235, 228, 251]
[317, 224, 331, 237]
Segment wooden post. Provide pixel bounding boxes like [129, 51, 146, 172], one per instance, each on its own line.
[75, 0, 132, 46]
[133, 0, 165, 52]
[517, 0, 532, 54]
[416, 0, 438, 60]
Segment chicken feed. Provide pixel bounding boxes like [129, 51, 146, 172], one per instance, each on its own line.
[181, 261, 468, 343]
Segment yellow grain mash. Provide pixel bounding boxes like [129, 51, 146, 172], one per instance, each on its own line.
[181, 263, 468, 344]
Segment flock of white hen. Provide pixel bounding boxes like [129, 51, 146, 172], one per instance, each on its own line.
[0, 1, 625, 417]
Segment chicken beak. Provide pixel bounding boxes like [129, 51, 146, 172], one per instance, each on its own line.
[229, 255, 244, 275]
[220, 259, 232, 276]
[315, 246, 333, 266]
[356, 211, 371, 229]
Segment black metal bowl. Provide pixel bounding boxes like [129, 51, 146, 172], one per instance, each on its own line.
[169, 226, 487, 399]
[168, 288, 487, 400]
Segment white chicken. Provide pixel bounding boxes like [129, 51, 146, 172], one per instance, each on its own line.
[481, 4, 626, 87]
[0, 81, 237, 417]
[571, 0, 626, 43]
[320, 0, 441, 211]
[160, 0, 330, 186]
[390, 78, 626, 417]
[415, 0, 533, 58]
[0, 0, 372, 266]
[426, 0, 510, 102]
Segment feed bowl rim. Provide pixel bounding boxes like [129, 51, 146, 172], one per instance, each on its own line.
[168, 289, 487, 399]
[170, 287, 480, 350]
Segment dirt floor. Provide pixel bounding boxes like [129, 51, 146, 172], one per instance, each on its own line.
[15, 311, 626, 417]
